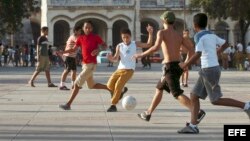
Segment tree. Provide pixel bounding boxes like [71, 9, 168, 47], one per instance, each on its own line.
[190, 0, 250, 49]
[0, 0, 37, 43]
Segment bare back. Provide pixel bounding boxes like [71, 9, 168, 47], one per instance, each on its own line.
[160, 28, 183, 63]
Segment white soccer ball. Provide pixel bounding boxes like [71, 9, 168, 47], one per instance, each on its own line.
[122, 95, 137, 111]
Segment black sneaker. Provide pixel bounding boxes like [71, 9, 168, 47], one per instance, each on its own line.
[197, 109, 206, 123]
[48, 83, 57, 87]
[59, 86, 70, 90]
[119, 87, 128, 100]
[186, 109, 206, 126]
[107, 105, 117, 112]
[137, 111, 151, 122]
[59, 104, 71, 110]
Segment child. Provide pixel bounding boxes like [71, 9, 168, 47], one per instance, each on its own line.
[106, 26, 153, 112]
[28, 26, 57, 87]
[59, 25, 82, 90]
[59, 21, 111, 110]
[178, 13, 250, 134]
[134, 11, 206, 124]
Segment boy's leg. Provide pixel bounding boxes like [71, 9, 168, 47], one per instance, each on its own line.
[190, 93, 200, 125]
[111, 70, 133, 105]
[71, 70, 76, 88]
[60, 69, 69, 86]
[107, 71, 120, 97]
[147, 88, 163, 114]
[137, 88, 163, 121]
[211, 98, 245, 109]
[176, 94, 191, 110]
[178, 93, 200, 134]
[66, 85, 80, 106]
[29, 71, 40, 87]
[59, 84, 80, 110]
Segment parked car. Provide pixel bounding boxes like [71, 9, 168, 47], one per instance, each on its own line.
[150, 53, 163, 63]
[97, 50, 111, 63]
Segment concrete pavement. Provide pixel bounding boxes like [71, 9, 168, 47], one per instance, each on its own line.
[0, 63, 249, 141]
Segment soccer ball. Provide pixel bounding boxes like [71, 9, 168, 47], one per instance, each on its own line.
[122, 95, 137, 111]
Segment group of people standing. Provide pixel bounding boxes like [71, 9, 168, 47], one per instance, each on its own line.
[0, 43, 36, 67]
[27, 11, 250, 134]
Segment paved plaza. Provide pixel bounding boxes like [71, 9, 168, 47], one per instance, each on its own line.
[0, 63, 249, 141]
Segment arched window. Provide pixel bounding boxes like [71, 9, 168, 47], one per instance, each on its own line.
[54, 20, 70, 48]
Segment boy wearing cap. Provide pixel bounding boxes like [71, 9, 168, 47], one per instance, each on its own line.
[134, 11, 206, 123]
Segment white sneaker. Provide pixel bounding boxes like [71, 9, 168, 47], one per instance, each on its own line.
[244, 102, 250, 119]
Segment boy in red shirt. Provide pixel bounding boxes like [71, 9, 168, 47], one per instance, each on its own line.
[59, 21, 119, 110]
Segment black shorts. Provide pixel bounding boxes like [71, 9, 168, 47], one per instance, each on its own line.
[64, 56, 77, 71]
[156, 62, 184, 98]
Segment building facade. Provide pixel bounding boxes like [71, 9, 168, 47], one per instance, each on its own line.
[37, 0, 250, 48]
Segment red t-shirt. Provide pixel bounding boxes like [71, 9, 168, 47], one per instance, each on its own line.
[76, 33, 104, 64]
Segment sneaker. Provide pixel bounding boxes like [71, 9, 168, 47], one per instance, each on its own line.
[59, 104, 71, 110]
[119, 87, 128, 100]
[59, 86, 70, 90]
[107, 105, 117, 112]
[48, 83, 57, 87]
[178, 125, 199, 134]
[137, 111, 151, 122]
[197, 109, 206, 123]
[186, 109, 206, 126]
[244, 102, 250, 119]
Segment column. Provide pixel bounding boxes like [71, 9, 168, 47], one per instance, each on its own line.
[41, 0, 48, 27]
[228, 29, 234, 45]
[107, 26, 113, 46]
[134, 0, 141, 41]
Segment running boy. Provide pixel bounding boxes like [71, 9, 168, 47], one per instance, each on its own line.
[59, 25, 82, 90]
[106, 26, 153, 112]
[28, 26, 57, 87]
[59, 21, 112, 110]
[134, 11, 206, 123]
[178, 13, 250, 134]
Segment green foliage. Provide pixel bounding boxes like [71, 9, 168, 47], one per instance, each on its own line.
[0, 0, 36, 35]
[190, 0, 250, 46]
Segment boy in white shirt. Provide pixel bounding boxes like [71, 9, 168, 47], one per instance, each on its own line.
[106, 27, 153, 112]
[178, 13, 250, 134]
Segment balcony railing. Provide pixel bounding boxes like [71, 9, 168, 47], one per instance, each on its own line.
[140, 0, 185, 8]
[49, 0, 134, 6]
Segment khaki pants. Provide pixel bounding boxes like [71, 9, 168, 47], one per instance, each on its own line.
[235, 52, 244, 70]
[107, 69, 134, 105]
[75, 63, 96, 88]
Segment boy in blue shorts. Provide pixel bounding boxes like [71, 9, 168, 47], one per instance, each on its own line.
[178, 13, 250, 134]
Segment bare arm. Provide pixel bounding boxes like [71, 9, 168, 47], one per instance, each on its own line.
[107, 45, 120, 62]
[217, 42, 228, 54]
[136, 25, 153, 48]
[134, 30, 163, 59]
[182, 37, 195, 63]
[180, 52, 201, 69]
[63, 45, 78, 54]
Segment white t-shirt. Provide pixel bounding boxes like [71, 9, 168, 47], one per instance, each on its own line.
[246, 46, 250, 54]
[196, 34, 226, 68]
[117, 41, 136, 70]
[237, 43, 243, 52]
[223, 47, 231, 54]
